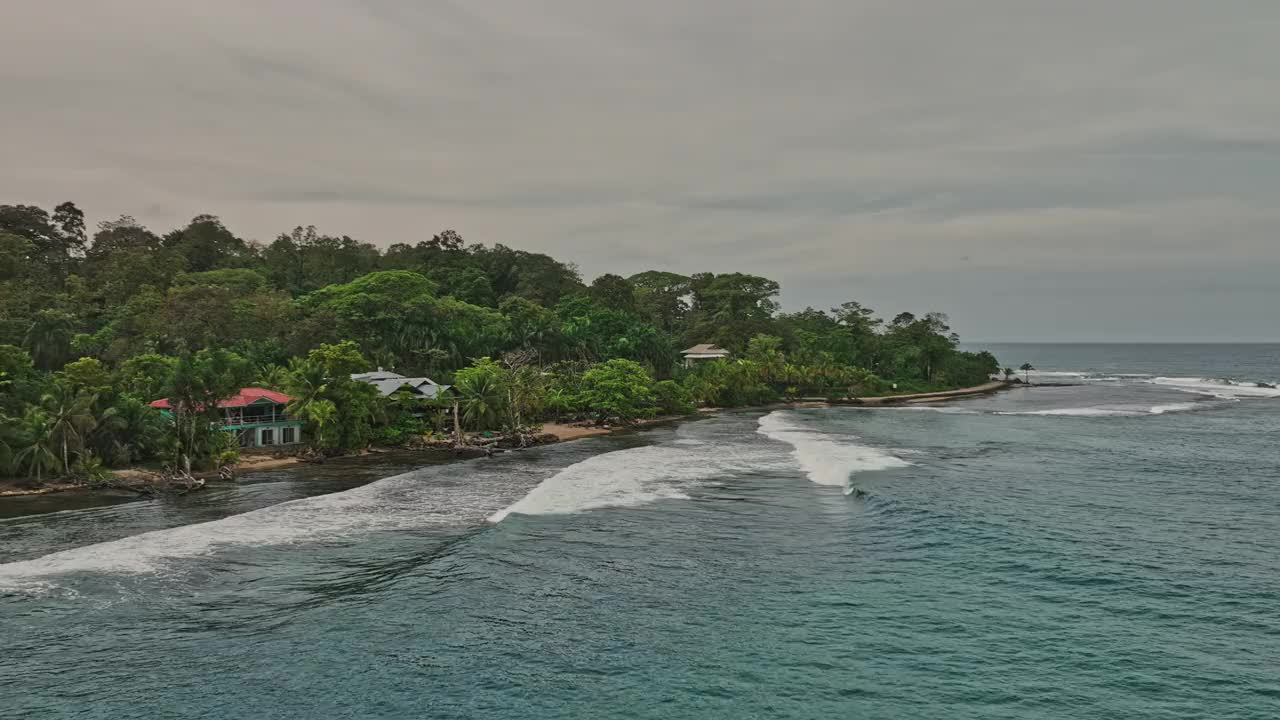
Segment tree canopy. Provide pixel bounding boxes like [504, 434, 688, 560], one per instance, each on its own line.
[0, 200, 999, 481]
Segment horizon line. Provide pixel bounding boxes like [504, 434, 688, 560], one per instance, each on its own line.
[966, 340, 1279, 345]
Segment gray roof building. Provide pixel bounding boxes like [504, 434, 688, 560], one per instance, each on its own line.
[681, 344, 730, 359]
[351, 370, 450, 398]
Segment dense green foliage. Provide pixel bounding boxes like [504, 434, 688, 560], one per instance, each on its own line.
[0, 202, 998, 481]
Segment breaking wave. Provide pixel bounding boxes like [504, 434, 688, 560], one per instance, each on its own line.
[757, 411, 910, 487]
[0, 461, 547, 589]
[995, 401, 1204, 417]
[1147, 377, 1280, 399]
[489, 442, 775, 521]
[488, 447, 694, 521]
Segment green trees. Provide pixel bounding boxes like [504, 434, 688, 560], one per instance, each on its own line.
[26, 309, 77, 370]
[12, 408, 60, 482]
[578, 359, 656, 424]
[93, 396, 170, 467]
[41, 383, 99, 476]
[1020, 363, 1035, 385]
[0, 198, 1010, 479]
[589, 274, 637, 312]
[162, 215, 254, 273]
[652, 380, 695, 416]
[629, 271, 691, 333]
[298, 270, 509, 372]
[453, 358, 508, 431]
[685, 273, 780, 351]
[168, 349, 252, 466]
[117, 354, 178, 401]
[283, 342, 380, 451]
[554, 294, 675, 373]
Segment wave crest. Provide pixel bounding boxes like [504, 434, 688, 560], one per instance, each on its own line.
[1147, 377, 1280, 399]
[757, 411, 910, 487]
[489, 441, 778, 522]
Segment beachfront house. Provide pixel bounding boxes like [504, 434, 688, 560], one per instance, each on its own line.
[150, 387, 304, 448]
[350, 370, 450, 399]
[681, 343, 731, 368]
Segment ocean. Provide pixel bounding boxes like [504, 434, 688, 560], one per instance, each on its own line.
[2, 344, 1278, 719]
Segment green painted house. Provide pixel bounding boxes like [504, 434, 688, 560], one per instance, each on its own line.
[150, 387, 304, 448]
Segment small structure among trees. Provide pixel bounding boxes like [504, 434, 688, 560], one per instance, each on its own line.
[350, 370, 449, 399]
[150, 387, 303, 448]
[681, 343, 730, 368]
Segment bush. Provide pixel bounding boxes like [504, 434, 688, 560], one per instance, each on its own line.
[652, 380, 695, 415]
[70, 453, 112, 486]
[578, 359, 656, 424]
[371, 417, 427, 447]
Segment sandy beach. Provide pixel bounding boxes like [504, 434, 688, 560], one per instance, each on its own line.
[541, 414, 688, 441]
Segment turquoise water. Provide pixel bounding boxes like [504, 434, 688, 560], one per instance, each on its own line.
[2, 345, 1279, 718]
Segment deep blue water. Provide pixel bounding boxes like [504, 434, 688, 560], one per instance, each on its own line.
[2, 344, 1278, 719]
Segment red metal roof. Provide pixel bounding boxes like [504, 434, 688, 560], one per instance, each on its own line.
[149, 387, 292, 409]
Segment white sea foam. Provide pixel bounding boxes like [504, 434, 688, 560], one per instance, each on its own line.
[1148, 402, 1202, 415]
[488, 443, 765, 521]
[892, 405, 981, 415]
[1012, 370, 1156, 383]
[757, 411, 910, 487]
[997, 401, 1205, 417]
[997, 407, 1136, 417]
[1033, 371, 1091, 379]
[0, 464, 533, 587]
[1147, 377, 1280, 399]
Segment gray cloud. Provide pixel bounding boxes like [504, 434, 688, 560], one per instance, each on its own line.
[3, 0, 1278, 340]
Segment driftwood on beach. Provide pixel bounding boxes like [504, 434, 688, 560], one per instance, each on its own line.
[109, 467, 207, 496]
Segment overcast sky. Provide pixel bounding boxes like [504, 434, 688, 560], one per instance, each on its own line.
[4, 1, 1278, 341]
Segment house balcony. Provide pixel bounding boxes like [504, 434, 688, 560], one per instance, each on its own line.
[217, 409, 295, 429]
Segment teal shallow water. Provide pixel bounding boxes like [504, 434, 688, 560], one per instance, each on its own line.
[2, 345, 1279, 718]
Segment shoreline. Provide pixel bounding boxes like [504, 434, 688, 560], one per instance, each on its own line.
[0, 382, 1007, 500]
[843, 380, 1010, 406]
[0, 415, 693, 500]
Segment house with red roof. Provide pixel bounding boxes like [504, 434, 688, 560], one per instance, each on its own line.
[150, 387, 304, 448]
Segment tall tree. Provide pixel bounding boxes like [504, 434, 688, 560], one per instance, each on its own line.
[167, 349, 252, 465]
[686, 272, 780, 351]
[41, 383, 99, 475]
[453, 357, 508, 431]
[12, 407, 60, 482]
[589, 274, 636, 313]
[629, 270, 691, 333]
[163, 215, 253, 272]
[25, 309, 77, 371]
[1020, 362, 1035, 385]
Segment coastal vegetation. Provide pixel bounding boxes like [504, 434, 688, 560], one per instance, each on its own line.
[0, 202, 998, 484]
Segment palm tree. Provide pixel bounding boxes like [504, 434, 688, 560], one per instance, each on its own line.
[1002, 367, 1015, 381]
[304, 399, 339, 447]
[255, 363, 291, 391]
[0, 414, 15, 477]
[1019, 363, 1035, 385]
[455, 372, 504, 431]
[283, 358, 328, 417]
[96, 397, 168, 466]
[42, 385, 99, 476]
[283, 358, 333, 447]
[13, 408, 60, 482]
[25, 309, 76, 370]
